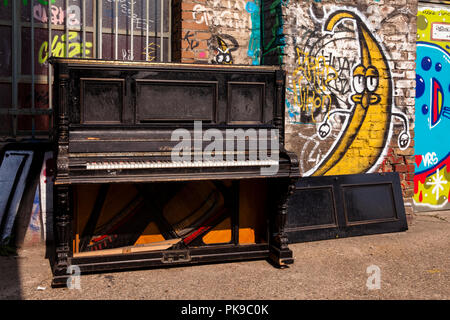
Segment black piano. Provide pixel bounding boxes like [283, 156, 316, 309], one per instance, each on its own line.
[49, 58, 300, 287]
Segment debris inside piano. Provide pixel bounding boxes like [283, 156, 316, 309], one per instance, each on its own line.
[73, 180, 269, 257]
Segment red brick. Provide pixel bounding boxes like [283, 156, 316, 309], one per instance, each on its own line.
[181, 3, 197, 11]
[195, 31, 213, 40]
[182, 21, 209, 31]
[181, 51, 195, 59]
[405, 172, 415, 181]
[181, 11, 195, 21]
[394, 164, 407, 172]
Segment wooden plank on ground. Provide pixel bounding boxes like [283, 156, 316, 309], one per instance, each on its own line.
[73, 238, 181, 258]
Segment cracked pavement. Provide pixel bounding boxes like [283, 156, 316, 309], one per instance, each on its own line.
[1, 211, 449, 300]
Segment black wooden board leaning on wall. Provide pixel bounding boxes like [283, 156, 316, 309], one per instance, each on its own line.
[286, 172, 408, 243]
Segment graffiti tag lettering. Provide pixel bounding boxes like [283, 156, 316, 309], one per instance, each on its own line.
[183, 31, 200, 51]
[38, 31, 93, 64]
[33, 3, 81, 27]
[192, 2, 250, 30]
[290, 48, 337, 122]
[142, 42, 159, 61]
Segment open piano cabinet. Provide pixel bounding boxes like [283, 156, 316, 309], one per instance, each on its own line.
[49, 58, 300, 287]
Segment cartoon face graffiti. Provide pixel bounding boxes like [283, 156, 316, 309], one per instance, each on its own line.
[350, 65, 380, 109]
[415, 43, 450, 134]
[215, 36, 233, 65]
[307, 10, 410, 177]
[216, 47, 232, 64]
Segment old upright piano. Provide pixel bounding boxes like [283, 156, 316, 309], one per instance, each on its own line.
[50, 58, 299, 287]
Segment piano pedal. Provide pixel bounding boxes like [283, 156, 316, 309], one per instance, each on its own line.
[162, 250, 191, 264]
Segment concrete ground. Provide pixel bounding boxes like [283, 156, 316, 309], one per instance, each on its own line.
[1, 211, 449, 300]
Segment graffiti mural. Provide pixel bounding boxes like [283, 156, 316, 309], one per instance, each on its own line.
[189, 0, 253, 65]
[414, 7, 450, 210]
[246, 0, 261, 65]
[285, 6, 411, 177]
[290, 47, 337, 123]
[261, 0, 287, 65]
[38, 31, 93, 64]
[192, 1, 251, 29]
[309, 10, 410, 176]
[212, 35, 239, 64]
[33, 2, 81, 27]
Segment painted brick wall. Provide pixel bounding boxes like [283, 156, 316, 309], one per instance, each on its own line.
[414, 5, 450, 211]
[282, 0, 417, 210]
[177, 0, 258, 64]
[176, 0, 417, 209]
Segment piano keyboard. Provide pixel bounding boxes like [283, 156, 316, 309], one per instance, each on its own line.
[86, 160, 279, 170]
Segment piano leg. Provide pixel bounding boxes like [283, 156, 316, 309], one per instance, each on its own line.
[51, 185, 72, 287]
[269, 178, 296, 267]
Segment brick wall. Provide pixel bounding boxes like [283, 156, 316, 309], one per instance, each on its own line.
[177, 0, 257, 64]
[281, 0, 417, 210]
[174, 0, 417, 208]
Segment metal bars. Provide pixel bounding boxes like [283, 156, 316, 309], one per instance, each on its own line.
[168, 0, 171, 62]
[82, 0, 86, 58]
[65, 0, 69, 58]
[146, 0, 149, 61]
[97, 0, 102, 59]
[11, 0, 19, 137]
[48, 0, 53, 132]
[31, 0, 35, 137]
[115, 0, 118, 60]
[160, 0, 163, 60]
[131, 0, 134, 60]
[1, 0, 171, 139]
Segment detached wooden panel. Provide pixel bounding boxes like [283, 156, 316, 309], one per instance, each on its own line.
[286, 187, 337, 230]
[286, 173, 408, 243]
[343, 184, 398, 225]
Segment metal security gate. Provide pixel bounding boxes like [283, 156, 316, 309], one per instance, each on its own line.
[0, 0, 171, 138]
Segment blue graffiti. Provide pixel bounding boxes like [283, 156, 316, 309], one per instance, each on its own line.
[286, 88, 300, 118]
[246, 0, 261, 65]
[415, 42, 450, 172]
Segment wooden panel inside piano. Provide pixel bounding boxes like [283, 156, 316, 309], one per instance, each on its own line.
[72, 179, 268, 257]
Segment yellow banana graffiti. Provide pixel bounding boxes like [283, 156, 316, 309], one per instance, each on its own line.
[311, 10, 394, 176]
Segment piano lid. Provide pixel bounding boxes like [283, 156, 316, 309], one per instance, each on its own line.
[49, 57, 282, 72]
